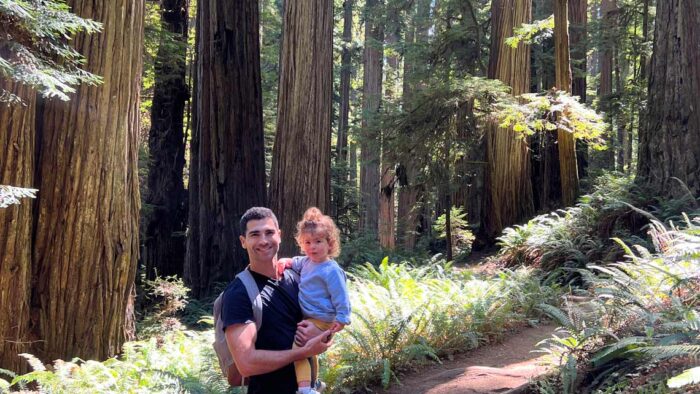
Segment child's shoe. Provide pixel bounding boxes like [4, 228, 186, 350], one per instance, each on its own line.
[313, 380, 327, 392]
[296, 388, 320, 394]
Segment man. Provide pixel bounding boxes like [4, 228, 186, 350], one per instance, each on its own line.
[222, 207, 332, 393]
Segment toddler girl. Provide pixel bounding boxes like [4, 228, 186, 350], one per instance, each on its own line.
[280, 207, 351, 394]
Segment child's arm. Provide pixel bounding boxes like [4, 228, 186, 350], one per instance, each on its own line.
[326, 265, 351, 328]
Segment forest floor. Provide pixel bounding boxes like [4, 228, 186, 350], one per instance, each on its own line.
[372, 252, 559, 394]
[375, 322, 557, 394]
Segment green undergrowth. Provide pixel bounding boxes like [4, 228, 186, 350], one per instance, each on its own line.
[2, 259, 561, 393]
[531, 216, 700, 393]
[496, 172, 700, 286]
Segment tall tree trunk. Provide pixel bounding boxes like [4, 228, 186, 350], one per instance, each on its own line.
[637, 0, 700, 197]
[359, 0, 383, 240]
[0, 82, 35, 372]
[143, 0, 189, 280]
[613, 44, 627, 171]
[569, 0, 588, 179]
[554, 0, 579, 206]
[531, 0, 560, 212]
[30, 0, 143, 362]
[597, 0, 616, 169]
[379, 7, 399, 249]
[483, 0, 534, 239]
[397, 0, 430, 250]
[335, 0, 353, 222]
[187, 0, 266, 297]
[270, 0, 333, 256]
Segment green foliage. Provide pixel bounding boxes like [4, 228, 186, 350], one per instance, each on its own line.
[0, 184, 37, 208]
[496, 173, 657, 284]
[321, 259, 561, 391]
[667, 366, 700, 389]
[11, 331, 235, 394]
[505, 15, 555, 47]
[0, 0, 102, 103]
[433, 206, 475, 260]
[499, 89, 607, 148]
[137, 275, 190, 336]
[535, 216, 700, 392]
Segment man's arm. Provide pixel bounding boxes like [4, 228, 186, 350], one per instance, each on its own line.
[225, 322, 332, 377]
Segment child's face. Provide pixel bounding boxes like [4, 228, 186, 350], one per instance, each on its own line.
[300, 232, 331, 263]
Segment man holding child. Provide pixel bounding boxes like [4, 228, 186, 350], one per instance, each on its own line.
[221, 207, 334, 394]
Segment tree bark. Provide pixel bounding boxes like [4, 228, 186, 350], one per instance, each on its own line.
[187, 0, 266, 297]
[637, 0, 700, 197]
[613, 43, 627, 171]
[554, 0, 579, 206]
[0, 82, 35, 372]
[143, 0, 189, 280]
[335, 0, 353, 222]
[483, 0, 534, 239]
[30, 0, 143, 362]
[379, 6, 399, 250]
[569, 0, 588, 178]
[397, 0, 430, 249]
[359, 0, 383, 240]
[597, 0, 616, 169]
[270, 0, 333, 256]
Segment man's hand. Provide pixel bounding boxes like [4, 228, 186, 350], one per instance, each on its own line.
[276, 258, 292, 276]
[299, 330, 333, 359]
[295, 319, 323, 346]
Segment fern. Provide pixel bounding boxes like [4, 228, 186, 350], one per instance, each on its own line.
[667, 366, 700, 389]
[633, 345, 700, 360]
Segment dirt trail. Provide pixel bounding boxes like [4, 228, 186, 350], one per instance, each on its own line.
[377, 324, 558, 394]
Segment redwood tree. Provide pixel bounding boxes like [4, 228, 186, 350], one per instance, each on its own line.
[569, 0, 588, 177]
[186, 0, 266, 296]
[483, 0, 534, 238]
[269, 0, 333, 256]
[554, 0, 579, 206]
[0, 81, 35, 371]
[335, 0, 353, 221]
[29, 0, 143, 362]
[637, 0, 700, 197]
[397, 0, 430, 249]
[359, 0, 383, 240]
[143, 0, 189, 280]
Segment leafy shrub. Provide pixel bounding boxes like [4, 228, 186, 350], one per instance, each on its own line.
[321, 258, 561, 391]
[433, 206, 475, 262]
[137, 275, 190, 336]
[535, 216, 700, 393]
[8, 331, 235, 394]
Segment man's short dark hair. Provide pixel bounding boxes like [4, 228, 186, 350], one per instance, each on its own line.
[240, 207, 279, 235]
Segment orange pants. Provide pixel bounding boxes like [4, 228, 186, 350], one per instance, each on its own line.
[293, 318, 332, 385]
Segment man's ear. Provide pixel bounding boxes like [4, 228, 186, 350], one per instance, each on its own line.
[240, 235, 247, 249]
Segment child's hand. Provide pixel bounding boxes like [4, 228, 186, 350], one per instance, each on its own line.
[330, 322, 345, 333]
[276, 258, 292, 275]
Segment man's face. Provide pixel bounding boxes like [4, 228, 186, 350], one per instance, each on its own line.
[240, 217, 281, 263]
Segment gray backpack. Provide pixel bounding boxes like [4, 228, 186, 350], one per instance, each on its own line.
[213, 268, 262, 386]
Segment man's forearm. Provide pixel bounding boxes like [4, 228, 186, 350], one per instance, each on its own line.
[241, 346, 308, 377]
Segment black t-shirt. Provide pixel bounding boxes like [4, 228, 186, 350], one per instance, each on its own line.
[221, 269, 302, 394]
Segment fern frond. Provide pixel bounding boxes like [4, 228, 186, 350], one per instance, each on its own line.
[633, 345, 700, 360]
[537, 303, 572, 327]
[667, 366, 700, 389]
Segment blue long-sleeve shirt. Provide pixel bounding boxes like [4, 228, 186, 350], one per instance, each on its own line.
[291, 256, 351, 325]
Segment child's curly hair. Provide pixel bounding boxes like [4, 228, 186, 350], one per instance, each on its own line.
[295, 207, 341, 258]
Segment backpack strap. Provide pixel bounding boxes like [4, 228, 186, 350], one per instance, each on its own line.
[236, 267, 263, 330]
